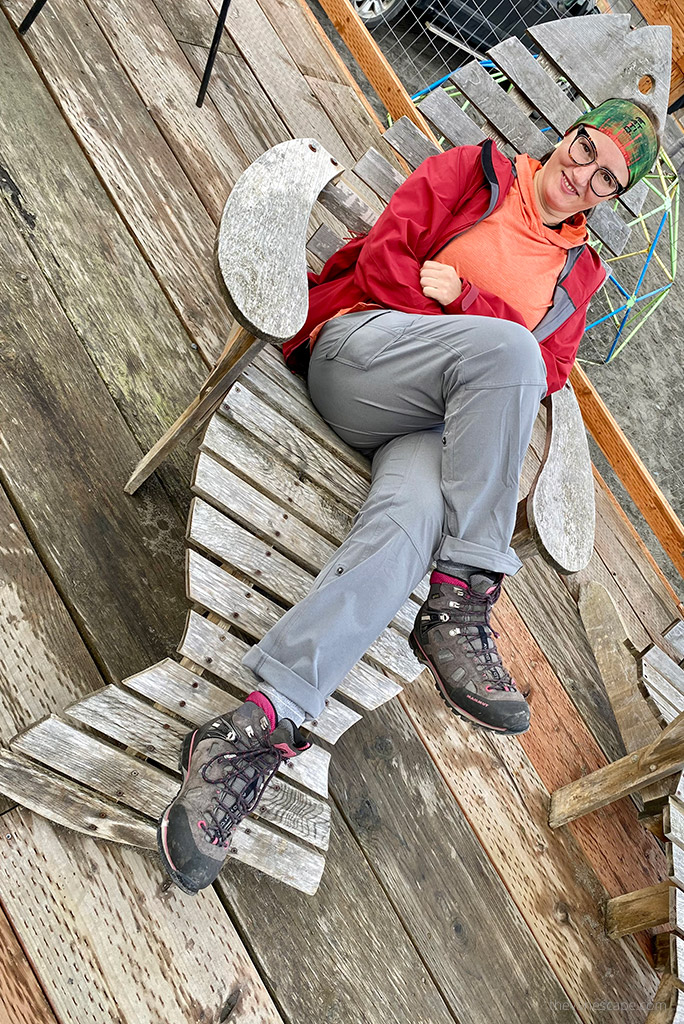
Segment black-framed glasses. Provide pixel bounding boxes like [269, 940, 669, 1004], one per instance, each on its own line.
[568, 126, 627, 198]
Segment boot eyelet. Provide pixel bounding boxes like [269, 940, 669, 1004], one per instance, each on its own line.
[439, 613, 449, 622]
[448, 628, 460, 636]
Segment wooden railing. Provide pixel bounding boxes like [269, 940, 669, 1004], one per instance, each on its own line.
[314, 0, 684, 579]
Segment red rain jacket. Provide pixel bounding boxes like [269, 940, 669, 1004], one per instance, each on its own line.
[284, 139, 607, 396]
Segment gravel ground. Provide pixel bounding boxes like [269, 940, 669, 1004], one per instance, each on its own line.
[309, 0, 684, 600]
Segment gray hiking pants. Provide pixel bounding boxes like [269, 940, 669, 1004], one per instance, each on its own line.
[242, 309, 548, 719]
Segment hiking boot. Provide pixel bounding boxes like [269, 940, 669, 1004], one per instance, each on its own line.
[158, 692, 310, 893]
[409, 569, 530, 735]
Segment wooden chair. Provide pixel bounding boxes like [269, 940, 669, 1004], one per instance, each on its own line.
[0, 15, 674, 902]
[554, 586, 684, 1022]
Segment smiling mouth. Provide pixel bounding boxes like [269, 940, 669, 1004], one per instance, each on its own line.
[561, 172, 580, 198]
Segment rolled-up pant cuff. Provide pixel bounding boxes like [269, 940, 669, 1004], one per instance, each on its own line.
[242, 645, 327, 721]
[436, 537, 523, 576]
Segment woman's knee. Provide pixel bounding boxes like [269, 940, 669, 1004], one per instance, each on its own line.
[487, 321, 547, 385]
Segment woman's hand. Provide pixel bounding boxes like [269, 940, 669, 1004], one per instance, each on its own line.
[420, 261, 462, 306]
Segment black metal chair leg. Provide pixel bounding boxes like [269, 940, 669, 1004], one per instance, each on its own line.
[18, 0, 50, 33]
[196, 0, 232, 107]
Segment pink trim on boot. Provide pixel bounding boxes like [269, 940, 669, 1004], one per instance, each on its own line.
[246, 691, 277, 731]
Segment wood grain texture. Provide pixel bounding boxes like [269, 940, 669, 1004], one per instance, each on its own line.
[578, 581, 672, 805]
[571, 365, 684, 581]
[0, 904, 59, 1024]
[186, 545, 418, 684]
[0, 16, 206, 517]
[492, 591, 667, 902]
[528, 383, 595, 574]
[188, 498, 403, 704]
[217, 801, 458, 1024]
[177, 609, 360, 744]
[332, 698, 603, 1024]
[548, 714, 684, 828]
[216, 138, 340, 339]
[0, 194, 187, 684]
[527, 15, 671, 137]
[451, 59, 553, 161]
[0, 749, 156, 848]
[383, 115, 442, 169]
[0, 808, 286, 1024]
[398, 676, 659, 1024]
[419, 86, 487, 147]
[1, 0, 231, 364]
[604, 881, 670, 938]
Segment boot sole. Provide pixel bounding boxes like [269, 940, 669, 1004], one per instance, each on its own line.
[409, 633, 530, 736]
[156, 730, 203, 895]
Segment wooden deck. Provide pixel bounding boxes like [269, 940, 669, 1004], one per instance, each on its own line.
[0, 0, 682, 1021]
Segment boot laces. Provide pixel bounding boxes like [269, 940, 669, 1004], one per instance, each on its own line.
[445, 586, 517, 693]
[198, 745, 284, 846]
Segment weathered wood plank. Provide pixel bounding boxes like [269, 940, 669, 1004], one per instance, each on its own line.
[307, 222, 345, 263]
[0, 489, 101, 759]
[604, 881, 670, 938]
[0, 903, 61, 1024]
[527, 15, 671, 138]
[418, 86, 487, 147]
[2, 0, 230, 363]
[492, 591, 667, 903]
[383, 115, 441, 169]
[398, 674, 660, 1023]
[0, 807, 288, 1022]
[528, 384, 595, 574]
[243, 351, 372, 475]
[54, 684, 331, 851]
[193, 448, 338, 571]
[505, 557, 626, 764]
[0, 15, 206, 517]
[178, 610, 362, 744]
[642, 663, 684, 721]
[201, 415, 353, 543]
[332, 698, 608, 1024]
[188, 498, 405, 700]
[0, 749, 155, 848]
[182, 45, 289, 164]
[123, 658, 331, 797]
[451, 60, 553, 161]
[352, 147, 406, 204]
[578, 581, 670, 805]
[221, 383, 372, 503]
[0, 195, 187, 684]
[217, 801, 458, 1024]
[645, 647, 684, 697]
[548, 713, 684, 828]
[318, 177, 379, 235]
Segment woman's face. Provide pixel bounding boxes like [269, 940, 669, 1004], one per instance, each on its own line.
[534, 125, 630, 225]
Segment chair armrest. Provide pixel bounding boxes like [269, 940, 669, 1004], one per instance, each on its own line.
[215, 138, 342, 343]
[527, 381, 596, 574]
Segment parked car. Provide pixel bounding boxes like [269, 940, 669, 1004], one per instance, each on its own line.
[350, 0, 599, 58]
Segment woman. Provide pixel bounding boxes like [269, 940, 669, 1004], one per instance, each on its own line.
[159, 98, 660, 894]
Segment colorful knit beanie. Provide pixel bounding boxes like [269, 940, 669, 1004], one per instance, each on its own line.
[564, 97, 659, 189]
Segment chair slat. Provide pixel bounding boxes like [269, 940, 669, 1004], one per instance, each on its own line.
[353, 147, 406, 204]
[383, 116, 442, 170]
[318, 179, 378, 235]
[450, 60, 554, 162]
[307, 223, 345, 263]
[189, 494, 415, 644]
[419, 87, 486, 147]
